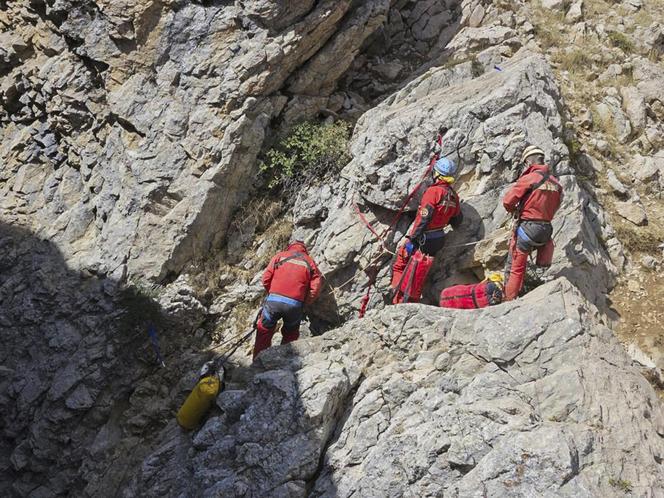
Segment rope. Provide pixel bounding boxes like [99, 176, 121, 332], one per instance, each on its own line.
[353, 131, 446, 318]
[354, 132, 444, 249]
[210, 308, 261, 364]
[147, 324, 166, 368]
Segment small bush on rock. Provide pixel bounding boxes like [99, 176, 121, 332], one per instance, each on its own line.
[607, 31, 635, 53]
[553, 49, 593, 74]
[259, 121, 352, 195]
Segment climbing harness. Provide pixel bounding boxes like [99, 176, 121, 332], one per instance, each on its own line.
[147, 324, 166, 368]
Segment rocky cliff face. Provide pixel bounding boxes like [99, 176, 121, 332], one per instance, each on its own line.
[2, 0, 664, 497]
[293, 51, 618, 323]
[1, 0, 395, 281]
[124, 279, 664, 497]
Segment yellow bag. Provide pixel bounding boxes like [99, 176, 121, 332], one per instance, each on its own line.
[176, 375, 220, 430]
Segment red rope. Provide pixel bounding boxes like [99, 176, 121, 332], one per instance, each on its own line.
[355, 132, 444, 318]
[354, 133, 443, 247]
[359, 287, 371, 318]
[353, 203, 390, 253]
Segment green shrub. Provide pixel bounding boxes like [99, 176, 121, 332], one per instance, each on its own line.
[260, 121, 352, 194]
[608, 477, 633, 493]
[607, 31, 635, 53]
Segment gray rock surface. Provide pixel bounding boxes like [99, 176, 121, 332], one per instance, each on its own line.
[3, 1, 661, 496]
[124, 279, 664, 497]
[0, 0, 391, 282]
[295, 51, 617, 319]
[617, 199, 648, 226]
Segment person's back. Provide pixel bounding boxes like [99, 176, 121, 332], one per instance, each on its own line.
[253, 241, 322, 358]
[263, 246, 319, 303]
[503, 163, 562, 222]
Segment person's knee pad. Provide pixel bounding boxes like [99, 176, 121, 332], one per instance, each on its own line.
[257, 316, 276, 336]
[258, 308, 277, 332]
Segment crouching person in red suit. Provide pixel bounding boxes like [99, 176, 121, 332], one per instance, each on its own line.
[253, 240, 322, 359]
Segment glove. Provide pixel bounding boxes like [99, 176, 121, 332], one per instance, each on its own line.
[404, 240, 414, 256]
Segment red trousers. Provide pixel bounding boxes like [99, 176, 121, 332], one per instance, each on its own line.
[252, 301, 302, 359]
[504, 233, 554, 301]
[253, 317, 300, 359]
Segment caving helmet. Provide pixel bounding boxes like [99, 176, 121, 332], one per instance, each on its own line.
[486, 272, 505, 286]
[433, 157, 457, 177]
[520, 145, 545, 165]
[288, 238, 308, 251]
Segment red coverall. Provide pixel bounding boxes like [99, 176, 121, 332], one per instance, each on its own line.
[253, 242, 322, 358]
[502, 164, 563, 300]
[391, 179, 462, 301]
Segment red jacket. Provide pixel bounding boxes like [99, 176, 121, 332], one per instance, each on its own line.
[503, 164, 563, 221]
[262, 242, 322, 304]
[409, 179, 462, 239]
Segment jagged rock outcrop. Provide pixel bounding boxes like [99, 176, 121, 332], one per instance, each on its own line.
[295, 51, 619, 322]
[124, 278, 664, 497]
[0, 0, 393, 282]
[3, 1, 663, 496]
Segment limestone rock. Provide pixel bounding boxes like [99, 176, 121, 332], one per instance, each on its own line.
[446, 25, 519, 56]
[295, 52, 617, 319]
[617, 200, 648, 226]
[620, 86, 647, 133]
[607, 170, 628, 195]
[468, 4, 486, 28]
[0, 0, 390, 283]
[541, 0, 566, 10]
[595, 98, 632, 143]
[124, 280, 664, 497]
[566, 0, 584, 23]
[158, 275, 208, 333]
[623, 0, 643, 12]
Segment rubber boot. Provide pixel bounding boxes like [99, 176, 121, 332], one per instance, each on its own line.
[253, 317, 276, 359]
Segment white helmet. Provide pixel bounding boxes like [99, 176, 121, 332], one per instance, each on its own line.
[520, 145, 545, 164]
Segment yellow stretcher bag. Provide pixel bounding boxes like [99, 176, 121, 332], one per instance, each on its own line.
[176, 375, 220, 430]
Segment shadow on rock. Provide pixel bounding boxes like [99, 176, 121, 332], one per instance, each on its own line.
[0, 221, 198, 496]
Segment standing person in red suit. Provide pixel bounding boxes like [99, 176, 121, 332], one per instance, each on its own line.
[390, 156, 464, 302]
[503, 146, 564, 301]
[253, 240, 322, 359]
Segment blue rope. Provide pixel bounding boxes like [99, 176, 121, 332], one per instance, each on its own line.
[147, 324, 166, 367]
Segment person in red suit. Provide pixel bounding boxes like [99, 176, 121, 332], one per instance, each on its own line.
[503, 146, 564, 300]
[253, 240, 322, 359]
[391, 157, 463, 302]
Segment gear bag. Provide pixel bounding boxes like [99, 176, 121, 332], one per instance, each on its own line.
[392, 250, 434, 304]
[439, 281, 503, 309]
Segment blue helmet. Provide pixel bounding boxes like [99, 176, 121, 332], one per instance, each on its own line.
[433, 157, 457, 177]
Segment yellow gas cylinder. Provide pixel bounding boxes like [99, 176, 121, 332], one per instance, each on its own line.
[176, 375, 220, 430]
